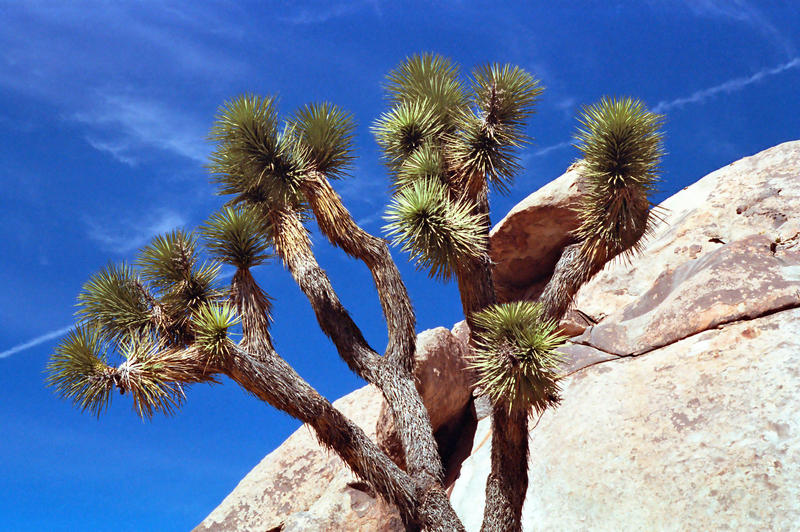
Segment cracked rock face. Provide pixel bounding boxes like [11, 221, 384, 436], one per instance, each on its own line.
[450, 140, 800, 530]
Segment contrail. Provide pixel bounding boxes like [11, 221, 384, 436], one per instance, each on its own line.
[532, 57, 800, 161]
[531, 140, 572, 158]
[653, 57, 800, 113]
[0, 325, 73, 359]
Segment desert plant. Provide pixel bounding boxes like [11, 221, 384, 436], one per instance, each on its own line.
[48, 53, 663, 531]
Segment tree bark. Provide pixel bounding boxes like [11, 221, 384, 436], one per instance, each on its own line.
[480, 406, 529, 532]
[301, 172, 416, 373]
[453, 181, 534, 532]
[266, 207, 464, 530]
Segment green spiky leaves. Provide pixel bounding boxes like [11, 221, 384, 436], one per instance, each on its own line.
[47, 326, 115, 417]
[76, 263, 152, 343]
[384, 53, 468, 128]
[468, 302, 566, 414]
[394, 142, 446, 192]
[574, 96, 664, 262]
[288, 102, 355, 178]
[47, 326, 195, 419]
[209, 94, 306, 208]
[138, 230, 220, 318]
[471, 63, 542, 132]
[200, 206, 272, 269]
[376, 56, 542, 205]
[116, 340, 188, 419]
[374, 100, 445, 169]
[452, 64, 543, 194]
[193, 303, 239, 363]
[384, 178, 487, 280]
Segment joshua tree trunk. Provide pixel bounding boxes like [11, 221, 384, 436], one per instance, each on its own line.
[481, 407, 530, 532]
[268, 206, 463, 530]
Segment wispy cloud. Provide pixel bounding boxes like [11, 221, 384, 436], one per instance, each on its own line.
[84, 137, 140, 166]
[1, 326, 73, 359]
[653, 57, 800, 113]
[281, 0, 381, 25]
[86, 208, 187, 254]
[530, 140, 572, 158]
[677, 0, 795, 56]
[73, 93, 209, 164]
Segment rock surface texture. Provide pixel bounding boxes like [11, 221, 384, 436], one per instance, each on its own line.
[452, 141, 800, 530]
[490, 161, 587, 302]
[197, 141, 800, 531]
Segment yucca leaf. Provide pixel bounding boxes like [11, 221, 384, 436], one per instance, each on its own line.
[76, 263, 153, 343]
[193, 302, 240, 363]
[467, 302, 565, 414]
[573, 96, 664, 261]
[46, 326, 115, 417]
[208, 94, 305, 208]
[117, 339, 188, 419]
[373, 99, 446, 170]
[288, 102, 355, 178]
[471, 63, 542, 133]
[200, 206, 272, 269]
[137, 230, 198, 292]
[384, 178, 487, 280]
[384, 53, 468, 128]
[160, 261, 222, 320]
[393, 141, 447, 192]
[449, 111, 521, 195]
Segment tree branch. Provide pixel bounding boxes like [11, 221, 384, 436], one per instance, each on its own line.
[301, 171, 416, 373]
[264, 210, 454, 514]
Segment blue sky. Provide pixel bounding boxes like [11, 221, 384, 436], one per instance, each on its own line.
[1, 1, 798, 530]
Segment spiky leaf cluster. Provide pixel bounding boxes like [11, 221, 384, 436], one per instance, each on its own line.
[451, 64, 543, 193]
[376, 55, 542, 278]
[46, 326, 115, 417]
[573, 96, 664, 262]
[373, 100, 446, 171]
[468, 302, 566, 414]
[117, 339, 187, 419]
[471, 64, 542, 132]
[76, 263, 152, 343]
[384, 53, 468, 129]
[384, 179, 486, 280]
[49, 226, 242, 420]
[208, 94, 307, 208]
[287, 102, 355, 178]
[137, 230, 220, 320]
[200, 206, 272, 269]
[192, 302, 239, 363]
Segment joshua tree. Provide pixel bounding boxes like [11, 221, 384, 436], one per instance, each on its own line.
[47, 54, 663, 531]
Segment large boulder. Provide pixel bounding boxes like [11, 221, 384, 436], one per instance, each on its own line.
[453, 309, 800, 530]
[490, 161, 587, 302]
[450, 140, 800, 530]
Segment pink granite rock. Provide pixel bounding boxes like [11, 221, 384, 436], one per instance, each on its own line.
[490, 161, 587, 302]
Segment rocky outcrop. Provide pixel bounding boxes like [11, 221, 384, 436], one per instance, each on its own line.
[450, 140, 800, 530]
[490, 161, 587, 302]
[198, 140, 800, 531]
